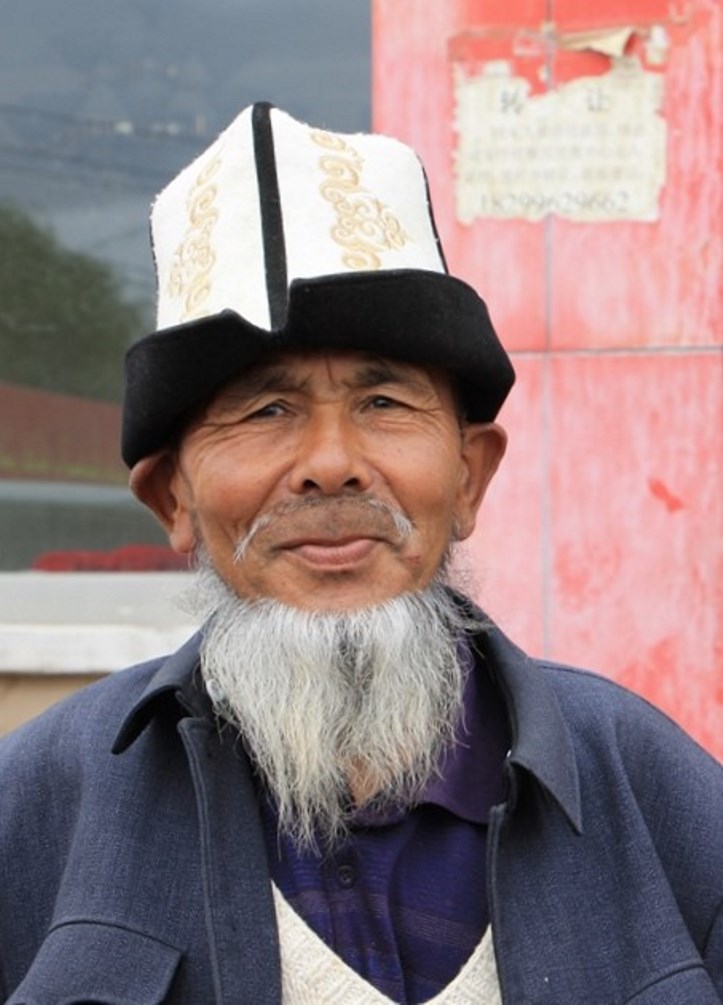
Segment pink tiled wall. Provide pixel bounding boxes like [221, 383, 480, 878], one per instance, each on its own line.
[373, 0, 722, 758]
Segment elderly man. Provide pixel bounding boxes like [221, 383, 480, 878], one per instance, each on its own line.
[1, 104, 721, 1004]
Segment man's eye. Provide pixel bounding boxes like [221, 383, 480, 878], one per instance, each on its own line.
[366, 395, 404, 410]
[247, 401, 288, 420]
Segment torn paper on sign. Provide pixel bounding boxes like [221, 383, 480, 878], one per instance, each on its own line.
[453, 61, 667, 223]
[559, 27, 634, 57]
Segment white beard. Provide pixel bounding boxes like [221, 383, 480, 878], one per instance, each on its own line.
[183, 561, 480, 851]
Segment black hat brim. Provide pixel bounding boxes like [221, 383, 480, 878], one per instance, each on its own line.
[122, 269, 515, 467]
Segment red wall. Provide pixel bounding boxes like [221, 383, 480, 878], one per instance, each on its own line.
[372, 0, 722, 758]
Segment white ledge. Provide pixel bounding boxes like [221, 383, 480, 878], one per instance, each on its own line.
[0, 572, 198, 673]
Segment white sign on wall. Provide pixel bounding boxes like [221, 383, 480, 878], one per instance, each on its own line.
[453, 60, 666, 223]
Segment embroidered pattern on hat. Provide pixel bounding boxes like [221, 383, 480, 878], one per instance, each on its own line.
[168, 154, 222, 321]
[311, 130, 409, 271]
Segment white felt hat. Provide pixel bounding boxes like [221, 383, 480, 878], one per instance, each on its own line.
[123, 103, 513, 466]
[152, 103, 447, 331]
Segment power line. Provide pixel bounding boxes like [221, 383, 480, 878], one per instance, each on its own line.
[0, 102, 209, 146]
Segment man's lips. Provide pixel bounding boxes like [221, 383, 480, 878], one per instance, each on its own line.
[235, 496, 412, 567]
[279, 536, 382, 568]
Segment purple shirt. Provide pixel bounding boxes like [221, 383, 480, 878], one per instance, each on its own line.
[258, 643, 510, 1003]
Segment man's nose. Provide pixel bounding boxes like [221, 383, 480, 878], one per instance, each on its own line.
[288, 411, 373, 495]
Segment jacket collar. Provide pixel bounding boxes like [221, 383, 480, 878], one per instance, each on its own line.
[111, 606, 582, 833]
[111, 632, 206, 754]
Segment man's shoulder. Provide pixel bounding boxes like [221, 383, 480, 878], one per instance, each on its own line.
[480, 618, 721, 798]
[534, 655, 663, 715]
[537, 656, 700, 735]
[532, 655, 723, 804]
[481, 618, 675, 741]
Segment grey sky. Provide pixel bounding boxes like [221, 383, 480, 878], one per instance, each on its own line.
[0, 0, 371, 308]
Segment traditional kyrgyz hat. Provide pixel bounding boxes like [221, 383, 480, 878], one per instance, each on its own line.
[122, 102, 514, 466]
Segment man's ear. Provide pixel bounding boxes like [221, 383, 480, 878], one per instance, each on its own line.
[129, 452, 196, 555]
[454, 422, 507, 542]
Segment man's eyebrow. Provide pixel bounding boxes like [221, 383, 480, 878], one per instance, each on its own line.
[347, 361, 430, 391]
[214, 367, 309, 406]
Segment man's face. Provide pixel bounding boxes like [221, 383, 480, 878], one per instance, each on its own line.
[137, 350, 505, 610]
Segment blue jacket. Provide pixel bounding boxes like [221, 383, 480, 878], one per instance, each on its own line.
[1, 620, 722, 1004]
